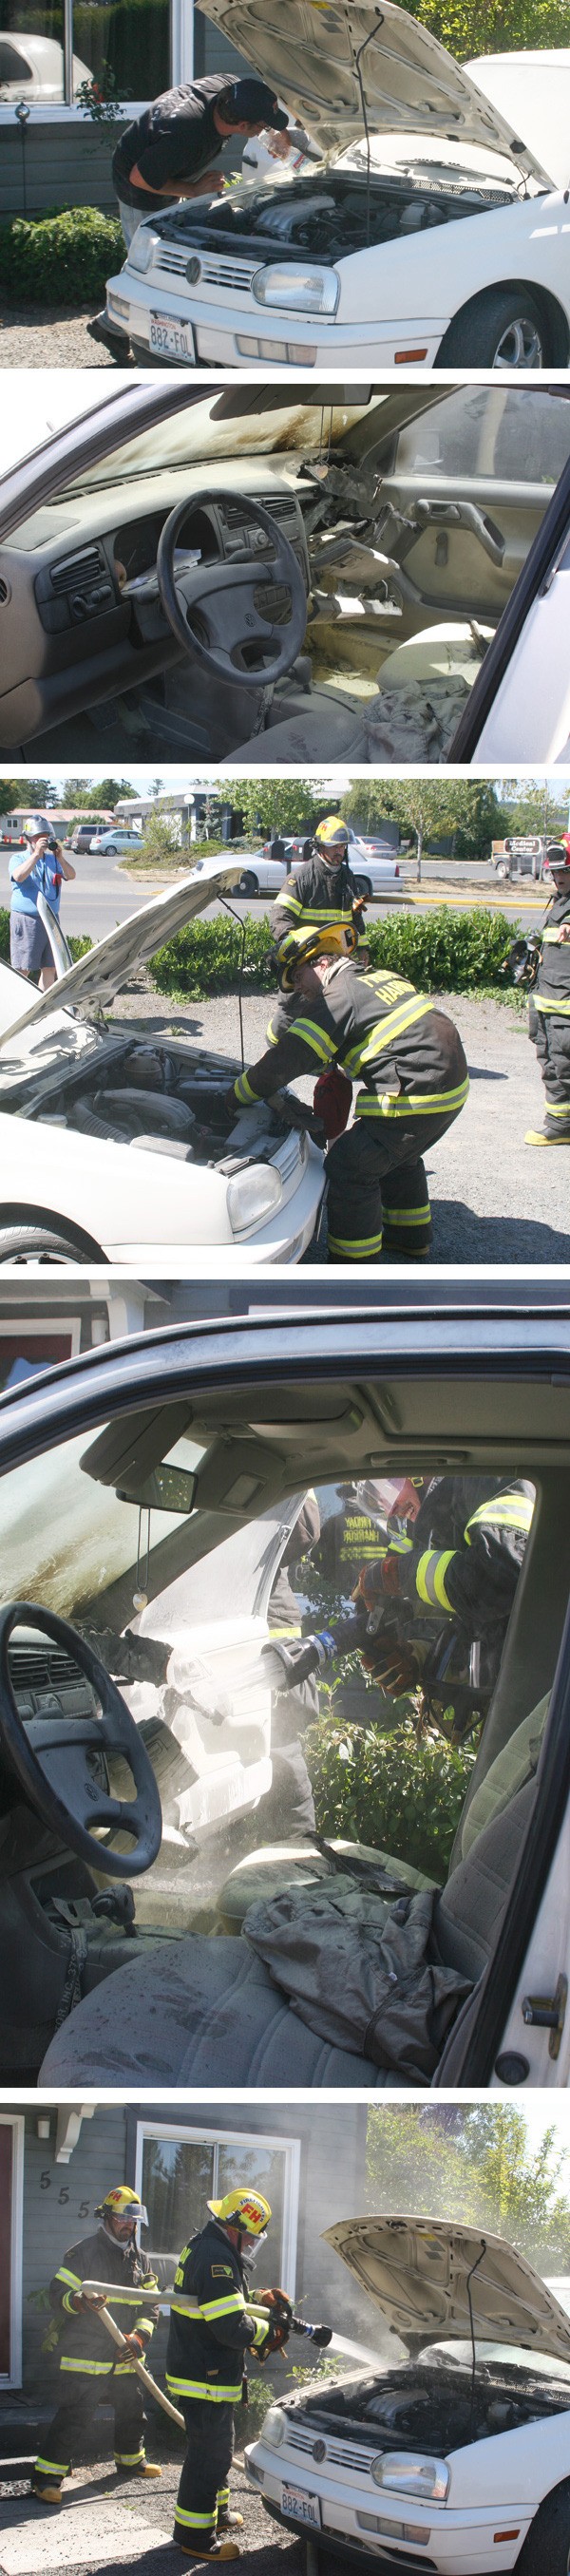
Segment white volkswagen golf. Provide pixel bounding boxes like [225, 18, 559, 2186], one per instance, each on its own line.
[104, 1, 570, 371]
[246, 2214, 570, 2576]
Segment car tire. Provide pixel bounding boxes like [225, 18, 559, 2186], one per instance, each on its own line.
[435, 287, 548, 369]
[238, 871, 259, 897]
[0, 1224, 92, 1266]
[495, 862, 510, 880]
[353, 875, 372, 899]
[516, 2482, 570, 2574]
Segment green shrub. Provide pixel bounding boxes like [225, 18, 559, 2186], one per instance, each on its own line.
[0, 208, 124, 307]
[148, 905, 517, 1003]
[305, 1712, 476, 1883]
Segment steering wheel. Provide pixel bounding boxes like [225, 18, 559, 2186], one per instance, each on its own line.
[157, 489, 309, 689]
[0, 1602, 162, 1878]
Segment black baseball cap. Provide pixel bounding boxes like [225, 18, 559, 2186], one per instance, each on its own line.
[227, 80, 288, 128]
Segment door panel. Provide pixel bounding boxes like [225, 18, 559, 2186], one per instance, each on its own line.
[0, 2124, 12, 2378]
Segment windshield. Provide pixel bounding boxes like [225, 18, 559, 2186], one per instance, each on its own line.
[55, 393, 384, 498]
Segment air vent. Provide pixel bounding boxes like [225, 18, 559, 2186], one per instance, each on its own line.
[51, 545, 105, 596]
[0, 575, 10, 605]
[222, 496, 294, 528]
[8, 1644, 86, 1694]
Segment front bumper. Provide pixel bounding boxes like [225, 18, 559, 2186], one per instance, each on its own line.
[105, 265, 446, 368]
[245, 2451, 533, 2574]
[100, 1140, 325, 1269]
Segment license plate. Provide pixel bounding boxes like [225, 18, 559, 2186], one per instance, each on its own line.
[149, 312, 195, 362]
[281, 2485, 321, 2530]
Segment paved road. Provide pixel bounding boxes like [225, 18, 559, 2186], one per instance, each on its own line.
[0, 852, 547, 942]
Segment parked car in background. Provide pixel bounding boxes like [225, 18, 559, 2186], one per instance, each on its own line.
[89, 827, 143, 855]
[247, 2213, 570, 2575]
[491, 837, 551, 881]
[240, 827, 407, 900]
[104, 0, 570, 370]
[69, 820, 112, 853]
[0, 32, 89, 101]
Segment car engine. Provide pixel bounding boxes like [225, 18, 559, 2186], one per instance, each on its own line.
[30, 1042, 302, 1167]
[157, 168, 513, 266]
[293, 2358, 570, 2453]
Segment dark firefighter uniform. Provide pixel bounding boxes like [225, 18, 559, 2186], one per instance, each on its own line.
[527, 864, 570, 1141]
[270, 846, 360, 956]
[165, 2216, 268, 2550]
[233, 956, 469, 1260]
[383, 1476, 535, 1632]
[261, 1492, 321, 1838]
[33, 2225, 160, 2496]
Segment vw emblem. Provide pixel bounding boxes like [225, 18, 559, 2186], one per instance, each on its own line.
[185, 256, 202, 284]
[312, 2440, 327, 2463]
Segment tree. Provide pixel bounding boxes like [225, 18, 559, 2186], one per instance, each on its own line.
[366, 2105, 570, 2274]
[0, 778, 52, 813]
[347, 781, 491, 883]
[61, 777, 134, 810]
[499, 778, 567, 839]
[228, 779, 324, 840]
[139, 803, 183, 866]
[397, 0, 570, 66]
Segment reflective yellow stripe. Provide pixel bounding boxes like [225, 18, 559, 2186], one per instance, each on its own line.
[200, 2295, 246, 2321]
[35, 2459, 68, 2476]
[234, 1070, 257, 1104]
[342, 994, 430, 1073]
[534, 995, 570, 1014]
[175, 2509, 218, 2529]
[290, 1017, 337, 1063]
[62, 2292, 77, 2315]
[266, 1017, 280, 1045]
[416, 1548, 455, 1611]
[166, 2375, 241, 2401]
[356, 1076, 469, 1119]
[294, 905, 353, 924]
[115, 2450, 145, 2465]
[277, 887, 304, 918]
[466, 1492, 533, 1537]
[55, 2268, 83, 2292]
[544, 1101, 570, 1116]
[328, 1232, 384, 1259]
[542, 927, 567, 942]
[60, 2357, 113, 2375]
[384, 1205, 431, 1226]
[114, 2361, 138, 2374]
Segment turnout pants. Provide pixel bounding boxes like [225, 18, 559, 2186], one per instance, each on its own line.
[325, 1103, 460, 1261]
[529, 1001, 570, 1137]
[34, 2365, 146, 2490]
[174, 2398, 235, 2546]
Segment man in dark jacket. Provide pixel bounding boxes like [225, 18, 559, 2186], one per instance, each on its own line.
[112, 76, 288, 244]
[270, 815, 363, 960]
[525, 842, 570, 1144]
[32, 2187, 161, 2506]
[166, 2187, 274, 2559]
[233, 932, 468, 1260]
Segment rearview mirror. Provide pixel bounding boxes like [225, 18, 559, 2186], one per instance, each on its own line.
[117, 1464, 197, 1515]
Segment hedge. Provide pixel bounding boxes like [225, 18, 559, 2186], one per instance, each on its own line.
[0, 209, 124, 307]
[306, 1712, 476, 1883]
[148, 905, 519, 1003]
[0, 911, 91, 967]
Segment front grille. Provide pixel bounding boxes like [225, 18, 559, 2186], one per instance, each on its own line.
[155, 244, 258, 290]
[287, 2426, 377, 2476]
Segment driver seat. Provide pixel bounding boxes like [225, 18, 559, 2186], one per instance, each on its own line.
[226, 624, 493, 766]
[39, 1699, 548, 2090]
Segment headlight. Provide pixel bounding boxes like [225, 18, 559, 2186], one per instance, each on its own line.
[260, 2406, 285, 2448]
[127, 226, 159, 275]
[252, 262, 339, 315]
[227, 1165, 282, 1234]
[371, 2453, 449, 2503]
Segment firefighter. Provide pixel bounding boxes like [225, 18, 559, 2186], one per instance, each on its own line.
[525, 842, 570, 1145]
[270, 815, 362, 960]
[32, 2187, 161, 2507]
[166, 2187, 275, 2560]
[232, 930, 469, 1260]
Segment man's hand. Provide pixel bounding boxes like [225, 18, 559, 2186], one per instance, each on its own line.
[183, 170, 225, 196]
[73, 2290, 107, 2314]
[123, 2332, 145, 2357]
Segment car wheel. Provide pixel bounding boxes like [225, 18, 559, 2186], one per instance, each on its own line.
[517, 2483, 570, 2575]
[436, 288, 547, 369]
[0, 1225, 92, 1266]
[238, 871, 259, 897]
[495, 862, 510, 880]
[353, 875, 372, 899]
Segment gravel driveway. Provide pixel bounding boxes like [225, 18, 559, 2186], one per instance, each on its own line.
[109, 979, 570, 1265]
[0, 2442, 306, 2576]
[0, 310, 128, 367]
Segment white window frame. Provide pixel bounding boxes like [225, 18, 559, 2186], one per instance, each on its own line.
[135, 2120, 301, 2301]
[0, 0, 192, 122]
[0, 2115, 25, 2390]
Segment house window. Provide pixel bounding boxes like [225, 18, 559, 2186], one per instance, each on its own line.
[135, 2124, 300, 2298]
[0, 2117, 25, 2389]
[1, 0, 170, 107]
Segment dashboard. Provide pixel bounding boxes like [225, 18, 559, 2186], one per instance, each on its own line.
[0, 464, 310, 748]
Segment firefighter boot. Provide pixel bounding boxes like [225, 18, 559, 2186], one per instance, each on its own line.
[116, 2458, 162, 2480]
[174, 2542, 240, 2562]
[31, 2479, 63, 2507]
[524, 1127, 570, 1144]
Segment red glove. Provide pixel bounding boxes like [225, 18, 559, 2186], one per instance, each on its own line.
[314, 1067, 352, 1142]
[352, 1560, 388, 1612]
[124, 2332, 145, 2357]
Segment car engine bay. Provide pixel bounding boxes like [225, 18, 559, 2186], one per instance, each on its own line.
[24, 1039, 306, 1173]
[290, 2357, 570, 2453]
[157, 167, 514, 267]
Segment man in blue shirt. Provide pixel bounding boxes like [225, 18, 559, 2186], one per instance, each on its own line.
[10, 817, 75, 989]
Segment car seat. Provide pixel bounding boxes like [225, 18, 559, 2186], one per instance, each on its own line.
[38, 1699, 548, 2090]
[225, 625, 491, 767]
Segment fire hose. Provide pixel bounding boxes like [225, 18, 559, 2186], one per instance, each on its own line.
[83, 2283, 332, 2403]
[82, 2292, 184, 2431]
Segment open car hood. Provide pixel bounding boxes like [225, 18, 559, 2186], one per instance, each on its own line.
[0, 856, 243, 1051]
[323, 2216, 570, 2363]
[198, 0, 552, 186]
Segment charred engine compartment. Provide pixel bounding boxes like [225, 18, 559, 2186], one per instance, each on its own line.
[294, 2358, 570, 2453]
[32, 1042, 292, 1168]
[160, 167, 514, 266]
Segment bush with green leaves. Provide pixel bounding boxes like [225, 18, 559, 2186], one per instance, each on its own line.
[0, 209, 124, 308]
[148, 904, 517, 1003]
[305, 1712, 476, 1883]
